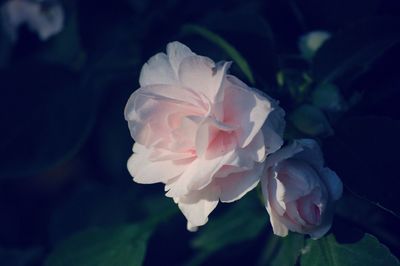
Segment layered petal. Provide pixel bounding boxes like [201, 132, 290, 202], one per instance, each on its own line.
[223, 75, 273, 148]
[176, 185, 220, 227]
[179, 56, 231, 105]
[166, 148, 237, 197]
[320, 168, 343, 201]
[217, 163, 263, 203]
[167, 41, 195, 76]
[275, 159, 321, 202]
[139, 53, 178, 87]
[261, 139, 343, 239]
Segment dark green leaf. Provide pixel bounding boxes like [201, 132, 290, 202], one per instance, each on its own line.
[257, 233, 305, 266]
[45, 223, 154, 266]
[313, 17, 400, 84]
[187, 194, 266, 266]
[48, 183, 141, 245]
[301, 234, 399, 266]
[290, 104, 333, 136]
[312, 83, 345, 112]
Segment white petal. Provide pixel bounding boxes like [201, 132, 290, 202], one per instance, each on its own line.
[176, 185, 220, 227]
[187, 221, 199, 232]
[262, 171, 286, 216]
[167, 41, 195, 76]
[124, 85, 203, 147]
[139, 53, 177, 87]
[262, 102, 286, 155]
[127, 150, 188, 184]
[166, 149, 236, 197]
[179, 56, 230, 104]
[243, 131, 266, 163]
[285, 201, 306, 226]
[275, 159, 321, 202]
[264, 141, 303, 169]
[261, 173, 289, 236]
[195, 116, 237, 158]
[307, 206, 334, 239]
[270, 217, 289, 236]
[320, 168, 343, 201]
[295, 139, 325, 169]
[217, 163, 263, 203]
[223, 75, 273, 148]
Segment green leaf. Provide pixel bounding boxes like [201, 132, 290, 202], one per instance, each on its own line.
[181, 24, 255, 84]
[45, 223, 154, 266]
[187, 194, 266, 266]
[48, 180, 178, 245]
[290, 104, 333, 137]
[257, 233, 305, 266]
[48, 183, 140, 245]
[301, 234, 399, 266]
[313, 17, 400, 84]
[312, 83, 345, 112]
[323, 116, 400, 218]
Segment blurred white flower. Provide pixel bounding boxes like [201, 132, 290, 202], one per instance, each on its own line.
[1, 0, 64, 41]
[299, 31, 331, 59]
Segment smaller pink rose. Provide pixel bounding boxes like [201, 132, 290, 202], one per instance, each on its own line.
[261, 139, 342, 239]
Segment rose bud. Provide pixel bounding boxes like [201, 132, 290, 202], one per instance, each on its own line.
[261, 139, 342, 239]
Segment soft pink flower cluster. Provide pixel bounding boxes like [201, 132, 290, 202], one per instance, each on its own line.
[125, 42, 342, 237]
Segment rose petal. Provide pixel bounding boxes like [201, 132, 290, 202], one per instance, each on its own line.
[179, 56, 230, 105]
[297, 192, 321, 225]
[166, 149, 237, 197]
[125, 86, 204, 147]
[275, 159, 321, 202]
[223, 75, 273, 148]
[194, 114, 240, 159]
[176, 185, 220, 227]
[167, 41, 195, 76]
[217, 163, 263, 203]
[262, 102, 286, 155]
[139, 53, 178, 87]
[263, 171, 286, 216]
[268, 211, 289, 237]
[320, 167, 343, 201]
[285, 201, 307, 226]
[264, 141, 304, 168]
[127, 146, 189, 184]
[186, 221, 199, 232]
[295, 139, 325, 169]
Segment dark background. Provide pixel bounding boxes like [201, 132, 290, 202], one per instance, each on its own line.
[0, 0, 400, 265]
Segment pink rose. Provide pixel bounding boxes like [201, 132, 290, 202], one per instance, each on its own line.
[125, 42, 285, 230]
[261, 139, 342, 239]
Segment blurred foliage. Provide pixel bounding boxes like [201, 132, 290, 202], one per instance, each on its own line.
[257, 233, 305, 266]
[1, 0, 400, 265]
[45, 223, 153, 266]
[301, 234, 399, 266]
